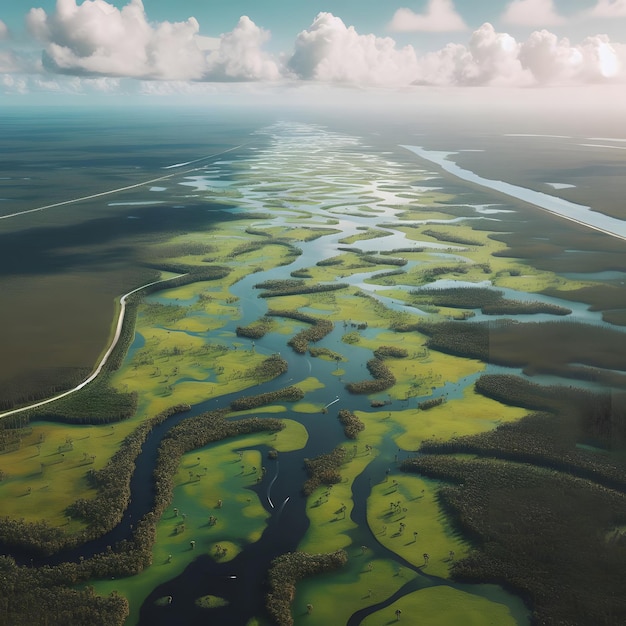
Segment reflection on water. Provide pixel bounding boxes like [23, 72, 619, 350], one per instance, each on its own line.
[403, 145, 626, 241]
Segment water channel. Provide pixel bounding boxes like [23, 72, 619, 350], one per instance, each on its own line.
[7, 127, 621, 624]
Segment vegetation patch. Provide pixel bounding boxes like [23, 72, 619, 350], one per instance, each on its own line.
[267, 310, 334, 354]
[308, 347, 344, 362]
[195, 595, 229, 609]
[303, 447, 347, 496]
[346, 358, 396, 395]
[236, 316, 275, 339]
[337, 409, 365, 439]
[401, 455, 626, 626]
[360, 586, 522, 626]
[418, 319, 626, 380]
[410, 286, 571, 316]
[475, 374, 626, 449]
[293, 558, 417, 626]
[266, 550, 348, 626]
[418, 397, 445, 410]
[367, 473, 469, 578]
[422, 228, 484, 246]
[360, 254, 407, 267]
[230, 386, 304, 412]
[258, 282, 348, 299]
[373, 345, 408, 359]
[22, 374, 138, 425]
[339, 228, 391, 244]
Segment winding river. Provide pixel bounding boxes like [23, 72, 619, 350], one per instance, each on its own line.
[7, 123, 624, 624]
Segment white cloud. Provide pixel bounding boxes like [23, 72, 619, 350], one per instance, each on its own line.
[501, 0, 566, 27]
[26, 0, 280, 81]
[5, 5, 626, 96]
[0, 20, 9, 40]
[520, 30, 625, 82]
[287, 13, 626, 89]
[578, 35, 625, 79]
[519, 30, 582, 83]
[414, 22, 626, 86]
[288, 12, 420, 85]
[586, 0, 626, 17]
[415, 23, 531, 85]
[203, 16, 281, 81]
[1, 74, 28, 94]
[388, 0, 468, 32]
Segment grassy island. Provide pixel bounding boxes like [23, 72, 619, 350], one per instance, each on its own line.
[2, 118, 624, 626]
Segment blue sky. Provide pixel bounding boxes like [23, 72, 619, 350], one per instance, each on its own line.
[1, 0, 625, 104]
[2, 1, 621, 47]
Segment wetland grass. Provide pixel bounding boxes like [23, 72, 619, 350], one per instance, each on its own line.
[5, 118, 626, 626]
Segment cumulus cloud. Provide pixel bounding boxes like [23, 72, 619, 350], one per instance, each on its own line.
[11, 4, 626, 93]
[26, 0, 280, 81]
[519, 30, 582, 83]
[1, 74, 28, 94]
[586, 0, 626, 17]
[416, 23, 626, 86]
[0, 20, 9, 40]
[520, 31, 625, 83]
[415, 23, 531, 86]
[501, 0, 565, 27]
[287, 13, 626, 88]
[388, 0, 467, 32]
[288, 12, 420, 85]
[203, 16, 281, 81]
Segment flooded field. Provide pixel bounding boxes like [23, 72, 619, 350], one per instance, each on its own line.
[1, 109, 626, 626]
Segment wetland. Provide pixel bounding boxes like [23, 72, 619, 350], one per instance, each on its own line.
[1, 109, 626, 626]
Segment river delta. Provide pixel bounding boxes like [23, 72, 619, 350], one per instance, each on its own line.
[1, 116, 626, 625]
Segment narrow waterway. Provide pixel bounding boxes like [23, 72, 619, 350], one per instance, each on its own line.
[7, 125, 620, 624]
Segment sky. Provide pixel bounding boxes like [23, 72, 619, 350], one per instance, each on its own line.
[1, 0, 626, 107]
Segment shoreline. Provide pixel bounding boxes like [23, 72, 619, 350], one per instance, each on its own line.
[402, 145, 626, 243]
[0, 273, 186, 419]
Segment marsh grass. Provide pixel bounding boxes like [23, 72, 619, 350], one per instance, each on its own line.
[92, 430, 284, 624]
[367, 474, 468, 578]
[418, 319, 626, 380]
[359, 586, 521, 626]
[293, 558, 417, 626]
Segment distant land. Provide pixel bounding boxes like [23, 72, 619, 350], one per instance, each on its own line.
[1, 106, 625, 626]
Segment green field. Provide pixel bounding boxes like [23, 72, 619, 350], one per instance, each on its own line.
[2, 118, 624, 626]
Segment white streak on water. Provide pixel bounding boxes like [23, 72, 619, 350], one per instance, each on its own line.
[162, 161, 192, 169]
[546, 183, 575, 190]
[587, 137, 626, 142]
[579, 143, 626, 151]
[324, 397, 340, 409]
[402, 145, 626, 242]
[504, 133, 572, 139]
[108, 201, 164, 206]
[267, 463, 279, 509]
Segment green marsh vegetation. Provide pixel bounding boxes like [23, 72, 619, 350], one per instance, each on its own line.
[266, 550, 348, 626]
[409, 286, 571, 316]
[236, 316, 276, 339]
[360, 586, 520, 626]
[417, 319, 626, 383]
[4, 119, 626, 626]
[402, 455, 626, 626]
[266, 310, 335, 353]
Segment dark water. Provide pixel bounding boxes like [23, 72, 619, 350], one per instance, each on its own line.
[7, 109, 624, 624]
